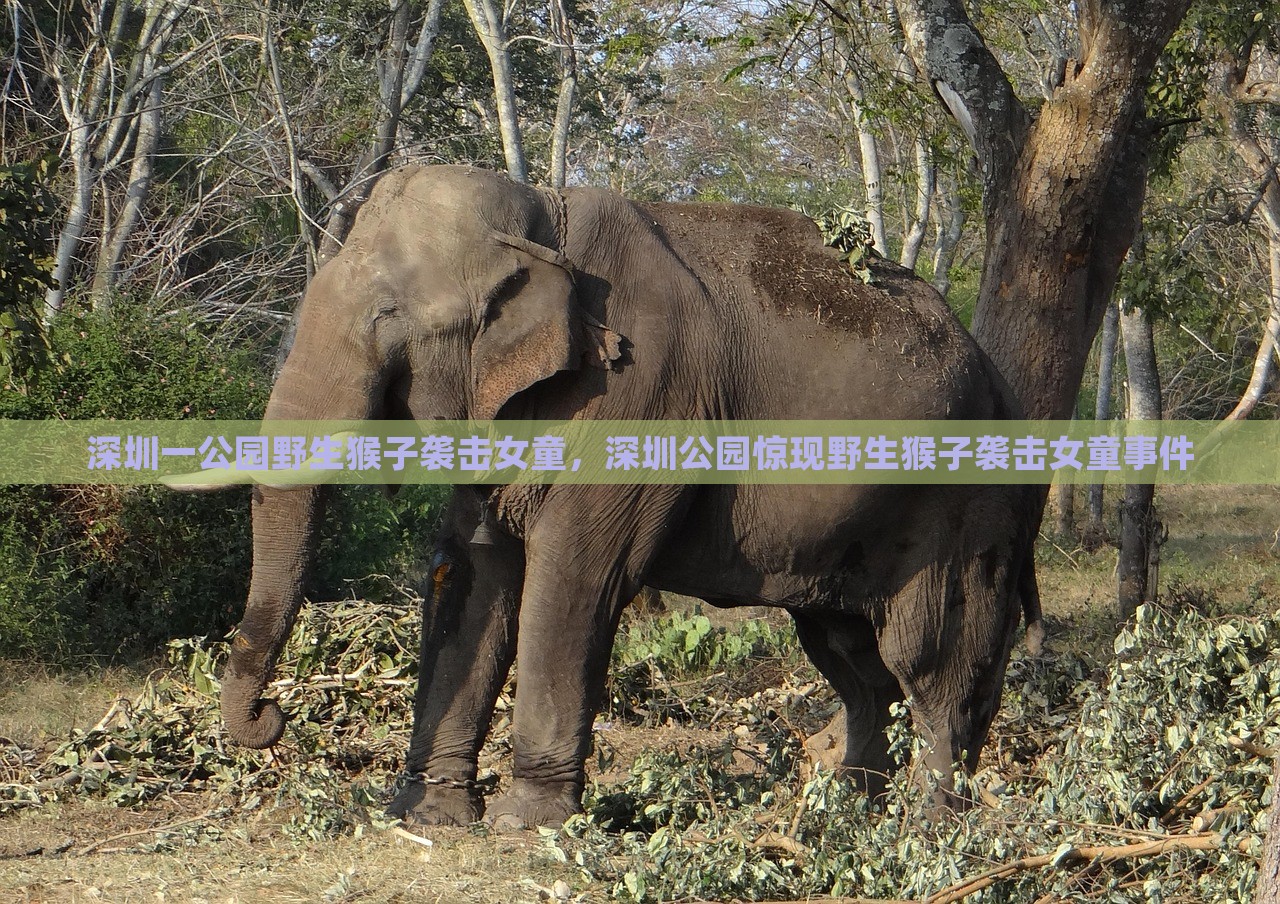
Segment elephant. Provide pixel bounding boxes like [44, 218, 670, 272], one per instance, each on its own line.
[221, 164, 1044, 829]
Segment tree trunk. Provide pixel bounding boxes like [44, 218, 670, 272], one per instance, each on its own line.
[91, 75, 165, 304]
[464, 0, 528, 183]
[292, 0, 442, 270]
[1054, 481, 1074, 538]
[1085, 298, 1120, 547]
[548, 0, 577, 189]
[900, 0, 1189, 421]
[40, 0, 192, 320]
[1217, 59, 1280, 422]
[45, 152, 94, 321]
[1258, 755, 1280, 903]
[900, 138, 934, 271]
[1117, 303, 1163, 623]
[930, 174, 965, 298]
[842, 67, 888, 255]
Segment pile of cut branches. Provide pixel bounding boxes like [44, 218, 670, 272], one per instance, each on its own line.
[1, 591, 1276, 902]
[555, 599, 1280, 903]
[0, 592, 427, 838]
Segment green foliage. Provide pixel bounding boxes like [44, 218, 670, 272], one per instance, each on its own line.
[812, 205, 877, 284]
[614, 607, 797, 679]
[314, 485, 451, 601]
[563, 600, 1278, 902]
[0, 303, 450, 659]
[0, 153, 59, 391]
[1118, 211, 1211, 325]
[0, 305, 271, 658]
[0, 303, 269, 421]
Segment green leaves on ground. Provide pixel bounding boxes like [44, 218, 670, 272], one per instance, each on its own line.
[0, 154, 60, 392]
[2, 595, 1276, 901]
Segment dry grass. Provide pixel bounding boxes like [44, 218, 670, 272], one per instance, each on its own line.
[0, 800, 572, 903]
[0, 663, 150, 749]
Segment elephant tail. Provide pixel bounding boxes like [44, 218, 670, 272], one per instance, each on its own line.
[1019, 549, 1045, 657]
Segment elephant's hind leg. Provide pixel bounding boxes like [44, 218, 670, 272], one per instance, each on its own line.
[793, 612, 904, 799]
[878, 549, 1021, 809]
[388, 496, 525, 826]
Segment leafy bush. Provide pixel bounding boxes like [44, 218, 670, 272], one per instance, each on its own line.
[0, 306, 271, 658]
[0, 304, 448, 659]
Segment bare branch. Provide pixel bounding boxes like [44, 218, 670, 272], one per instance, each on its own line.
[1237, 80, 1280, 106]
[401, 0, 445, 106]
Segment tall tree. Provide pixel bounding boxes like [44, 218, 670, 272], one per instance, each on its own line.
[897, 0, 1191, 419]
[464, 0, 529, 182]
[1116, 300, 1164, 621]
[25, 0, 209, 319]
[1260, 753, 1280, 903]
[547, 0, 578, 187]
[1085, 299, 1120, 546]
[1214, 39, 1280, 422]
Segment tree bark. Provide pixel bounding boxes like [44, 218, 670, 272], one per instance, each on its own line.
[899, 138, 934, 270]
[930, 173, 965, 298]
[1258, 754, 1280, 903]
[1054, 480, 1074, 538]
[548, 0, 577, 189]
[1085, 298, 1120, 547]
[1117, 302, 1163, 623]
[91, 75, 164, 304]
[899, 0, 1189, 420]
[841, 65, 888, 255]
[45, 146, 94, 321]
[464, 0, 528, 183]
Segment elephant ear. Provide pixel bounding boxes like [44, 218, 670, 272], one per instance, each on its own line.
[471, 233, 623, 420]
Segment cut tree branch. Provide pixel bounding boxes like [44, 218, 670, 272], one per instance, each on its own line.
[697, 832, 1255, 904]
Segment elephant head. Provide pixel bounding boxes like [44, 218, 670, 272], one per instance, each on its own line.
[222, 166, 622, 748]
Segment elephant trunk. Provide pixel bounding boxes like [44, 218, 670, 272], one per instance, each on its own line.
[222, 484, 324, 748]
[222, 286, 379, 747]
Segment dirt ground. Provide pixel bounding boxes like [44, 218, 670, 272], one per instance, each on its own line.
[2, 484, 1278, 904]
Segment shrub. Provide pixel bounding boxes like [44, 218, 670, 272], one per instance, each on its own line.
[0, 303, 448, 659]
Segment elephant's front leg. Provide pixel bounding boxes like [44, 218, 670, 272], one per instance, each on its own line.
[388, 510, 525, 826]
[484, 491, 674, 830]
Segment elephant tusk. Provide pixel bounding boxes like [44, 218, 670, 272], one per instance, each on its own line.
[161, 468, 250, 492]
[161, 430, 360, 491]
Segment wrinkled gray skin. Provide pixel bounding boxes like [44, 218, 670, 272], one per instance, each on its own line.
[225, 165, 1042, 830]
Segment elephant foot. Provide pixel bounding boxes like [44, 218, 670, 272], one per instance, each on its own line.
[803, 709, 891, 800]
[386, 779, 484, 827]
[484, 779, 581, 831]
